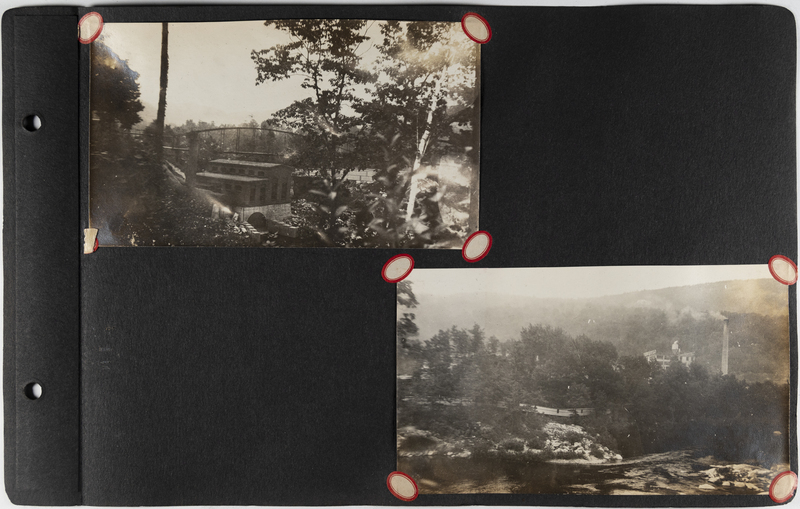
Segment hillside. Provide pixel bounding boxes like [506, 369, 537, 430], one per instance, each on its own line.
[409, 278, 789, 382]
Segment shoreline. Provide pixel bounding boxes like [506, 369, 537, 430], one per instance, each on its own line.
[398, 422, 623, 464]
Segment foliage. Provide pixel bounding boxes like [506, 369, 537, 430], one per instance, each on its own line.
[251, 21, 478, 248]
[397, 281, 420, 349]
[358, 21, 479, 220]
[252, 20, 372, 184]
[400, 316, 790, 467]
[500, 438, 525, 452]
[90, 38, 145, 138]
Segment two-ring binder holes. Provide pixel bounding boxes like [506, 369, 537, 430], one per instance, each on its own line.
[22, 115, 42, 132]
[23, 382, 42, 400]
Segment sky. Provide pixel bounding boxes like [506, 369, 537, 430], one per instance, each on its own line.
[406, 264, 774, 301]
[99, 20, 385, 127]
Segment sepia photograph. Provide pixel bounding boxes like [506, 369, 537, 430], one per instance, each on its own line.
[396, 266, 791, 495]
[90, 20, 480, 248]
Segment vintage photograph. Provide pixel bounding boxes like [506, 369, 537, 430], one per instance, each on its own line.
[396, 266, 791, 495]
[90, 20, 480, 247]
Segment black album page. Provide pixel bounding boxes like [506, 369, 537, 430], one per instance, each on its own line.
[3, 4, 797, 507]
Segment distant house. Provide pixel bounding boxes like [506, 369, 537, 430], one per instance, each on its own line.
[195, 159, 294, 225]
[678, 351, 696, 367]
[644, 348, 695, 369]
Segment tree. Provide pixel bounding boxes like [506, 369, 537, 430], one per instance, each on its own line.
[361, 21, 479, 224]
[424, 329, 455, 402]
[154, 23, 169, 163]
[252, 20, 372, 185]
[397, 281, 419, 348]
[468, 323, 485, 355]
[450, 326, 470, 356]
[488, 336, 500, 355]
[90, 38, 145, 134]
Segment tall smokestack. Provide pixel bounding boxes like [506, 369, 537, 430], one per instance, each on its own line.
[721, 317, 729, 375]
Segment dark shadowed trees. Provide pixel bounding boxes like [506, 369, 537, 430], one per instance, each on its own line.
[90, 39, 145, 134]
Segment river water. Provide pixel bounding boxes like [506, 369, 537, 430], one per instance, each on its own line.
[398, 450, 780, 495]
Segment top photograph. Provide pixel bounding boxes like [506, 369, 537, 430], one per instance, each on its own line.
[89, 19, 481, 248]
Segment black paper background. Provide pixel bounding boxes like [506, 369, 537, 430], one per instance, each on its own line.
[4, 4, 798, 507]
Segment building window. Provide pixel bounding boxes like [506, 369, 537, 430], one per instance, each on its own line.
[258, 171, 265, 177]
[259, 186, 266, 203]
[281, 182, 288, 200]
[271, 183, 277, 201]
[249, 187, 256, 203]
[234, 185, 242, 194]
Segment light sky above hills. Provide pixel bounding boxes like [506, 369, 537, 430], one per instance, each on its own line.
[99, 21, 384, 127]
[407, 265, 773, 301]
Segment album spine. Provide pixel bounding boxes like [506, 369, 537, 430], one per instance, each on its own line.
[3, 7, 82, 506]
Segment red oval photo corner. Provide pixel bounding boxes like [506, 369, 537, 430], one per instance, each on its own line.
[768, 255, 798, 285]
[387, 471, 418, 501]
[770, 471, 797, 504]
[461, 13, 492, 44]
[462, 231, 492, 262]
[382, 254, 414, 283]
[78, 12, 104, 44]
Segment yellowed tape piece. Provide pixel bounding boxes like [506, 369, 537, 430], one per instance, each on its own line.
[83, 228, 99, 254]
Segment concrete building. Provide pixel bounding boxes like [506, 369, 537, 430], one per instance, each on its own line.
[195, 159, 294, 224]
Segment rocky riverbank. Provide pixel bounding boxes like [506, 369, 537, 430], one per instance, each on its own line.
[398, 422, 622, 463]
[398, 448, 789, 495]
[563, 449, 788, 495]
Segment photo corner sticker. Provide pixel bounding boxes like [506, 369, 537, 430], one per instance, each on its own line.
[78, 12, 104, 44]
[461, 13, 491, 44]
[387, 471, 418, 501]
[382, 254, 414, 283]
[769, 471, 797, 504]
[462, 231, 492, 262]
[768, 255, 797, 285]
[83, 228, 99, 254]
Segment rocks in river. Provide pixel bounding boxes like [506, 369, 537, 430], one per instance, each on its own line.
[699, 468, 722, 483]
[398, 421, 621, 464]
[446, 450, 472, 458]
[540, 423, 620, 462]
[698, 484, 715, 490]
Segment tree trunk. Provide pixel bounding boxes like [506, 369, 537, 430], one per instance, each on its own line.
[405, 75, 443, 222]
[155, 23, 169, 164]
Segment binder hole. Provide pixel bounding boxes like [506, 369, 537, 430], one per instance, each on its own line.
[23, 382, 42, 400]
[22, 115, 41, 132]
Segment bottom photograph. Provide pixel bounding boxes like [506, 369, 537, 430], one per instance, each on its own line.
[396, 265, 791, 495]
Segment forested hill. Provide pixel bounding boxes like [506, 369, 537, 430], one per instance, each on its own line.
[412, 278, 789, 382]
[597, 278, 787, 317]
